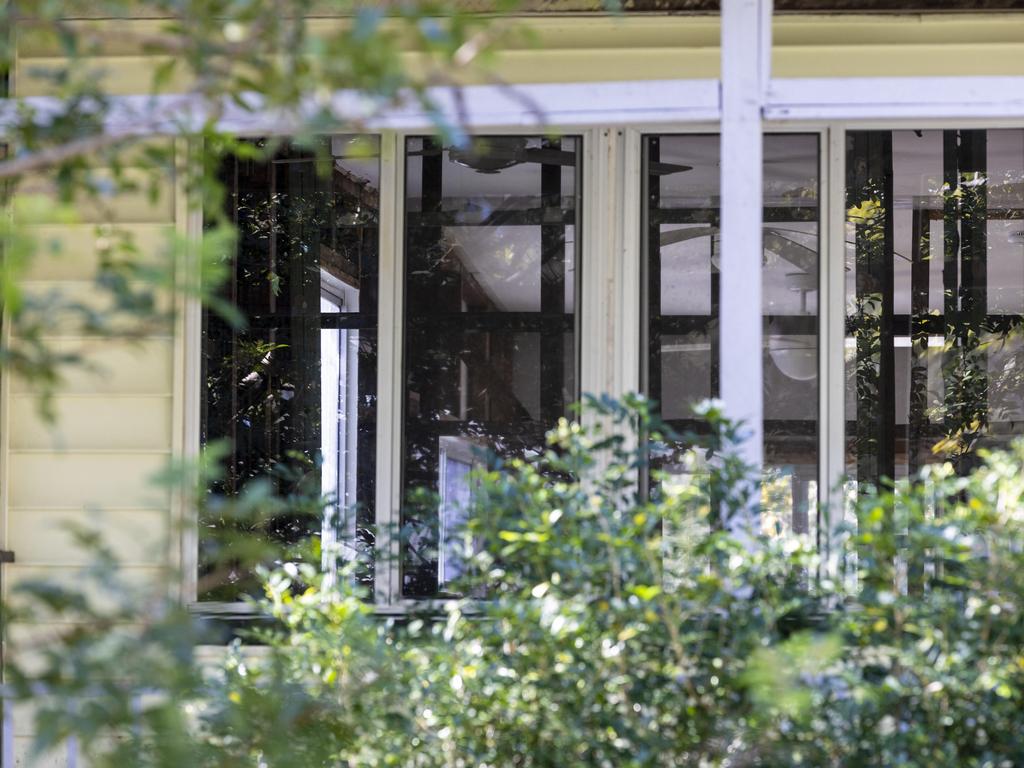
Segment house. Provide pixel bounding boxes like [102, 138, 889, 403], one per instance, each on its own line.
[5, 3, 1024, 756]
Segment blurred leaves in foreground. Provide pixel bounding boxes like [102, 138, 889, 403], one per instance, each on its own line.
[6, 396, 1024, 767]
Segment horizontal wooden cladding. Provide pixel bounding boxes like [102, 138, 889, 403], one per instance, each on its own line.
[7, 508, 169, 566]
[15, 15, 1024, 91]
[14, 280, 175, 337]
[14, 169, 175, 225]
[9, 394, 172, 451]
[20, 223, 175, 281]
[7, 452, 171, 509]
[7, 622, 147, 681]
[8, 337, 174, 395]
[775, 41, 1024, 77]
[13, 16, 718, 58]
[4, 565, 168, 616]
[14, 55, 193, 96]
[18, 15, 1024, 57]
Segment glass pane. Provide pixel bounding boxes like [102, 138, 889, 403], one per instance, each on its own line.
[846, 129, 1024, 497]
[201, 136, 379, 601]
[643, 134, 820, 537]
[402, 136, 580, 597]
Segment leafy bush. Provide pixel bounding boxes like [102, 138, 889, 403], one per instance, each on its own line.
[7, 397, 1024, 767]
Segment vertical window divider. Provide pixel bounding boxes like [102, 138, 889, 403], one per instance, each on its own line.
[177, 136, 203, 607]
[822, 124, 847, 573]
[374, 130, 404, 607]
[619, 128, 644, 403]
[579, 126, 642, 479]
[579, 127, 621, 421]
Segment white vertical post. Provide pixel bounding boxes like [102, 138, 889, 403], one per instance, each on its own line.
[720, 0, 771, 517]
[174, 137, 204, 605]
[375, 131, 404, 606]
[579, 127, 617, 409]
[824, 125, 847, 568]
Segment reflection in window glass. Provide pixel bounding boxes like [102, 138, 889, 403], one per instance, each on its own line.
[643, 134, 820, 538]
[402, 136, 580, 597]
[201, 136, 379, 601]
[846, 129, 1024, 495]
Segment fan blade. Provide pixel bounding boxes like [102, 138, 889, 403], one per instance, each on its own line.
[660, 226, 718, 247]
[763, 229, 817, 273]
[519, 148, 579, 166]
[649, 161, 693, 176]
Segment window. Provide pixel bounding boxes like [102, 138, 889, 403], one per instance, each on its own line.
[400, 136, 581, 597]
[200, 136, 380, 602]
[845, 129, 1024, 496]
[193, 123, 1024, 605]
[642, 133, 821, 536]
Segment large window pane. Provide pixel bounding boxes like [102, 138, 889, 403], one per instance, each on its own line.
[402, 136, 580, 597]
[846, 129, 1024, 494]
[201, 136, 379, 601]
[643, 134, 820, 537]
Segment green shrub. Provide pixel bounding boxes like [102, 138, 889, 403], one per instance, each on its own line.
[8, 396, 1024, 767]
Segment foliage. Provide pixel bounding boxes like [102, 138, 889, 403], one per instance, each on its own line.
[4, 7, 1024, 768]
[8, 397, 1024, 767]
[0, 0, 529, 408]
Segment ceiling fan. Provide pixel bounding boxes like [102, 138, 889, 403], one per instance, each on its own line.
[659, 225, 818, 275]
[411, 136, 692, 176]
[660, 224, 915, 274]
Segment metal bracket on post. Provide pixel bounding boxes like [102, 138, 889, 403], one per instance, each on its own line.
[719, 0, 771, 529]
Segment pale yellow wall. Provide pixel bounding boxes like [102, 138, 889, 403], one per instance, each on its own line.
[4, 52, 182, 761]
[14, 13, 1024, 95]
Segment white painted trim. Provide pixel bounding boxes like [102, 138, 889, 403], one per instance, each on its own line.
[0, 80, 721, 139]
[579, 127, 615, 408]
[821, 125, 847, 568]
[758, 0, 773, 94]
[175, 138, 204, 605]
[13, 76, 1024, 139]
[767, 76, 1024, 121]
[374, 131, 404, 606]
[720, 0, 769, 517]
[618, 128, 643, 403]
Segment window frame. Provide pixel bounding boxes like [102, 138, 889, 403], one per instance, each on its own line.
[185, 126, 612, 611]
[190, 118, 1024, 613]
[168, 2, 1024, 613]
[637, 125, 832, 542]
[397, 132, 586, 600]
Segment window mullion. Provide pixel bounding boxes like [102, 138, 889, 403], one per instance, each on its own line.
[176, 137, 203, 606]
[821, 125, 847, 570]
[375, 130, 404, 606]
[579, 127, 617, 411]
[618, 128, 643, 402]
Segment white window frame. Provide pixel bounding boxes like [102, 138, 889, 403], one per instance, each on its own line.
[436, 435, 484, 590]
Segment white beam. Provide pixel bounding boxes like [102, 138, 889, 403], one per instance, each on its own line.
[12, 74, 1024, 140]
[766, 76, 1024, 121]
[0, 80, 720, 139]
[720, 0, 770, 518]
